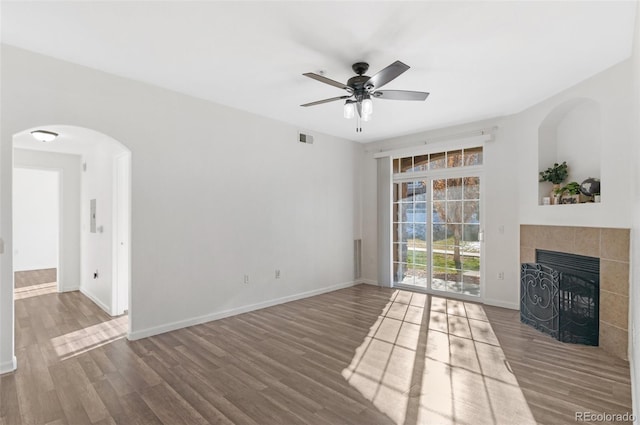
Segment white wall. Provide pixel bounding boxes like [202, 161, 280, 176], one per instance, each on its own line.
[13, 149, 81, 292]
[0, 45, 363, 372]
[13, 168, 59, 272]
[518, 61, 634, 228]
[555, 101, 601, 184]
[80, 142, 121, 315]
[361, 59, 635, 311]
[629, 0, 640, 417]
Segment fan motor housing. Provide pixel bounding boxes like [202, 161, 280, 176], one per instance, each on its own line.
[347, 75, 371, 94]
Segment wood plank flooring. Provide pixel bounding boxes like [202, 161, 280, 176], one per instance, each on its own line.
[1, 277, 633, 425]
[14, 269, 57, 289]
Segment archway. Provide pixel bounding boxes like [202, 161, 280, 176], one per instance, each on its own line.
[12, 125, 132, 336]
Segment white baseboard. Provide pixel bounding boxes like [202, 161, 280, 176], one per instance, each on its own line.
[60, 285, 80, 293]
[80, 287, 114, 316]
[360, 279, 379, 286]
[484, 297, 519, 310]
[128, 280, 358, 341]
[0, 356, 17, 375]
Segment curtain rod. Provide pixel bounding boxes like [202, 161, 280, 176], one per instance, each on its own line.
[420, 126, 498, 145]
[370, 126, 498, 158]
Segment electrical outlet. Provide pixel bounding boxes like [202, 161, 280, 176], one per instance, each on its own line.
[497, 271, 504, 280]
[275, 269, 281, 279]
[244, 274, 249, 284]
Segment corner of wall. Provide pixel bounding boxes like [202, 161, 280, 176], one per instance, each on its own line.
[0, 355, 17, 375]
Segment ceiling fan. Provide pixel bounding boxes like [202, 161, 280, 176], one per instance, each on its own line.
[301, 60, 429, 132]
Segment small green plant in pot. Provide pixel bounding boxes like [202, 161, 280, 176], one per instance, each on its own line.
[539, 161, 568, 184]
[563, 181, 581, 195]
[560, 181, 581, 204]
[540, 161, 568, 204]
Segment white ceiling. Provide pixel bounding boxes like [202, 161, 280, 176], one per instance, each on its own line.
[1, 1, 637, 143]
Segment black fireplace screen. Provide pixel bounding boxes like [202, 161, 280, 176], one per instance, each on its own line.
[520, 250, 599, 346]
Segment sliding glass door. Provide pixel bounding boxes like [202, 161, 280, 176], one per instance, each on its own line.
[391, 146, 483, 298]
[393, 175, 482, 298]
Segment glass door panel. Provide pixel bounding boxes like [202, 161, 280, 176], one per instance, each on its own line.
[431, 176, 481, 296]
[393, 175, 481, 297]
[393, 180, 428, 288]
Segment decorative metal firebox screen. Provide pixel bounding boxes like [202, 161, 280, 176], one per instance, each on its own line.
[520, 250, 599, 346]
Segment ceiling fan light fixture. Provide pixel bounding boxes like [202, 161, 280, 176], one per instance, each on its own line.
[302, 60, 428, 132]
[30, 130, 58, 142]
[362, 97, 373, 115]
[343, 101, 355, 119]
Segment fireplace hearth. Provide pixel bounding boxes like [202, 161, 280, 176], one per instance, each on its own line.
[520, 250, 599, 346]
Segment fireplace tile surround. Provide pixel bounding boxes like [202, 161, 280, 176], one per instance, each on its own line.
[520, 225, 630, 359]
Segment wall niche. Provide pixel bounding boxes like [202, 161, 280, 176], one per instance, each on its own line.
[538, 98, 601, 205]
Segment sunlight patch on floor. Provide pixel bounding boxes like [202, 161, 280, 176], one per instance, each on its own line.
[14, 281, 57, 300]
[51, 316, 127, 360]
[342, 290, 536, 425]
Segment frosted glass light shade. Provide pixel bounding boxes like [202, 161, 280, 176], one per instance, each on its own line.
[362, 98, 373, 115]
[30, 130, 58, 142]
[344, 102, 355, 119]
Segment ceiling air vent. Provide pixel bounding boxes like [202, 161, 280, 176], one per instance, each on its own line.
[298, 132, 314, 144]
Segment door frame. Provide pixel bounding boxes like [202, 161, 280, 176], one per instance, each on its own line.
[391, 167, 485, 302]
[112, 152, 131, 316]
[13, 165, 64, 293]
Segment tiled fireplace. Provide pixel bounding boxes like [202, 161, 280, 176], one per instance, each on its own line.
[520, 225, 630, 360]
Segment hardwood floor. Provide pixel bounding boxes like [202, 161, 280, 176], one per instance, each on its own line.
[14, 269, 58, 301]
[1, 279, 632, 425]
[14, 269, 57, 289]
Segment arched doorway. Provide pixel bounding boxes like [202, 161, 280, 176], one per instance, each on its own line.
[12, 125, 132, 335]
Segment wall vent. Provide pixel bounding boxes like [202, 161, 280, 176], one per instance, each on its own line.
[298, 132, 314, 144]
[354, 239, 362, 280]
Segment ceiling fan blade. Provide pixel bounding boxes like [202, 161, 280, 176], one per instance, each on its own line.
[365, 60, 410, 90]
[300, 95, 351, 107]
[374, 90, 430, 101]
[303, 73, 351, 91]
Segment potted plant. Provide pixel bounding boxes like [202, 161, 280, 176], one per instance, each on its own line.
[539, 161, 568, 184]
[539, 162, 568, 204]
[560, 181, 581, 204]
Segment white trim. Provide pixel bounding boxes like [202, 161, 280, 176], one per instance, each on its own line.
[373, 133, 492, 159]
[127, 280, 359, 341]
[0, 356, 17, 375]
[394, 165, 484, 181]
[80, 287, 114, 316]
[60, 285, 80, 292]
[360, 279, 379, 286]
[395, 283, 483, 302]
[484, 297, 519, 310]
